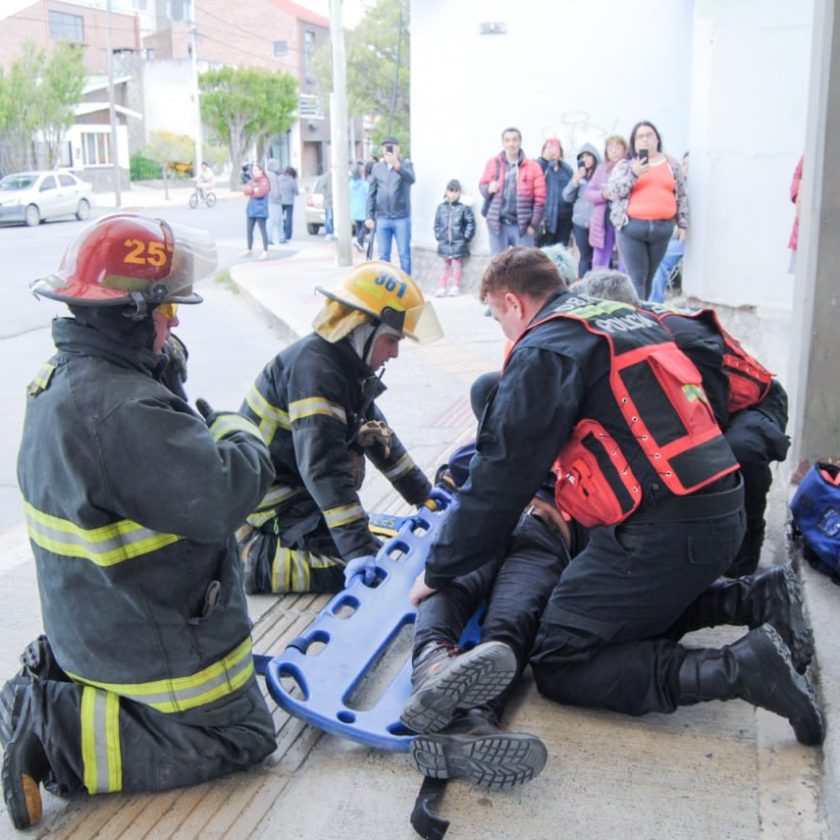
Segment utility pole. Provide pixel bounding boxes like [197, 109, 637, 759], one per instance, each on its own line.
[106, 0, 121, 207]
[188, 0, 203, 174]
[330, 0, 352, 266]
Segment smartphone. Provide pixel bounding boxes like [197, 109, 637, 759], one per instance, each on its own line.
[384, 144, 394, 153]
[639, 149, 649, 163]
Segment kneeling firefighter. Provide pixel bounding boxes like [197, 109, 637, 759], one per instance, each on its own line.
[1, 214, 277, 830]
[238, 260, 444, 594]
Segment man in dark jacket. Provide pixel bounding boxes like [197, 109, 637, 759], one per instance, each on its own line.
[365, 137, 415, 274]
[1, 215, 277, 830]
[479, 128, 546, 256]
[238, 261, 443, 594]
[409, 248, 822, 751]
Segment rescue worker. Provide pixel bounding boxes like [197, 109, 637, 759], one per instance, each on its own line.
[572, 268, 790, 577]
[238, 261, 443, 594]
[1, 214, 277, 830]
[409, 248, 823, 749]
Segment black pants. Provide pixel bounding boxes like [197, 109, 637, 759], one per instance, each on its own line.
[572, 223, 594, 278]
[531, 500, 745, 716]
[246, 216, 269, 250]
[414, 514, 569, 718]
[536, 217, 573, 249]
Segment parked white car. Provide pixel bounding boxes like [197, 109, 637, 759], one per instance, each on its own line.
[0, 170, 94, 226]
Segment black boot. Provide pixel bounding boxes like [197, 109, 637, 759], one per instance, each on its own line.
[410, 708, 547, 791]
[677, 624, 824, 746]
[2, 691, 49, 830]
[400, 641, 517, 734]
[673, 564, 814, 673]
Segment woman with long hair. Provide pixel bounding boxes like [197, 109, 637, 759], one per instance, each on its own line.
[586, 134, 628, 271]
[606, 121, 687, 299]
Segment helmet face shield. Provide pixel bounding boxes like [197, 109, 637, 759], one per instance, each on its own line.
[31, 214, 216, 308]
[402, 300, 444, 344]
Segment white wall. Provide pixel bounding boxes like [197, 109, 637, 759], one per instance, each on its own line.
[143, 59, 197, 140]
[411, 0, 693, 254]
[687, 0, 813, 308]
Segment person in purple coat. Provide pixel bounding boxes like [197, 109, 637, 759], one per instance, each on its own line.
[586, 135, 628, 271]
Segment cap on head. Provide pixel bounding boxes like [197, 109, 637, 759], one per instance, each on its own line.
[314, 261, 443, 344]
[446, 179, 461, 192]
[31, 213, 216, 311]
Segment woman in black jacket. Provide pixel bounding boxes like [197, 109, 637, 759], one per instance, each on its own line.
[536, 138, 574, 247]
[434, 179, 476, 297]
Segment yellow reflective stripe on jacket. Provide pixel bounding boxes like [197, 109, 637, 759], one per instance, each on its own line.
[245, 383, 290, 445]
[246, 482, 304, 527]
[67, 637, 254, 714]
[271, 545, 341, 593]
[323, 502, 366, 529]
[27, 361, 56, 395]
[382, 453, 415, 482]
[289, 397, 347, 425]
[81, 687, 122, 794]
[24, 501, 180, 568]
[208, 412, 264, 443]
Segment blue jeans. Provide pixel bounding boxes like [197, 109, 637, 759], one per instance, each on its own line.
[488, 222, 534, 257]
[617, 217, 675, 300]
[376, 215, 412, 274]
[282, 204, 294, 241]
[324, 207, 334, 236]
[650, 236, 685, 303]
[267, 203, 282, 244]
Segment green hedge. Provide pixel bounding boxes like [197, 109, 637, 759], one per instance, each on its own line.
[130, 153, 162, 181]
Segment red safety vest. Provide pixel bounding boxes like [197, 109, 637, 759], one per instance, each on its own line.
[644, 304, 774, 414]
[514, 297, 738, 527]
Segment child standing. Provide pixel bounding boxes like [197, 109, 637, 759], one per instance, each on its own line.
[433, 179, 476, 297]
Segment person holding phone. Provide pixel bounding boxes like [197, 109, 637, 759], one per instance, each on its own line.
[562, 143, 600, 277]
[365, 136, 415, 274]
[605, 120, 687, 299]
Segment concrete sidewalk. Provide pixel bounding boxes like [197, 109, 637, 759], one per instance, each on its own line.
[226, 247, 835, 839]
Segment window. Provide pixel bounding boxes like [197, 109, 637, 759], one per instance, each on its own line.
[39, 176, 57, 191]
[59, 174, 76, 187]
[134, 0, 148, 9]
[82, 133, 112, 166]
[48, 11, 84, 43]
[303, 30, 315, 76]
[274, 40, 289, 57]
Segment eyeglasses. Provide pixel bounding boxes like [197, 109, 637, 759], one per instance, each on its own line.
[157, 302, 178, 319]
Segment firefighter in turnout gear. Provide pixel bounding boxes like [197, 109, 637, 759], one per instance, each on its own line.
[409, 248, 823, 751]
[238, 260, 443, 594]
[570, 268, 790, 578]
[1, 215, 277, 831]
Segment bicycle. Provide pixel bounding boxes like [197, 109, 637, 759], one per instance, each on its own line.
[189, 188, 216, 209]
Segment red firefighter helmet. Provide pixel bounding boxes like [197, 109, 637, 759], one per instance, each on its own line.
[30, 214, 217, 308]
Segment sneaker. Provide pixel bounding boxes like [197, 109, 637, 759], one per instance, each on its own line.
[258, 250, 268, 260]
[401, 641, 518, 734]
[239, 249, 253, 258]
[448, 286, 461, 297]
[435, 288, 447, 298]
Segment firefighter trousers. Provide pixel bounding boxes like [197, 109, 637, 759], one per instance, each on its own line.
[7, 643, 276, 797]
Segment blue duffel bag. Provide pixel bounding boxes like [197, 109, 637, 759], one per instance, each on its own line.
[791, 462, 840, 583]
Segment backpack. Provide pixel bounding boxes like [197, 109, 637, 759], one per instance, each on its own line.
[790, 462, 840, 583]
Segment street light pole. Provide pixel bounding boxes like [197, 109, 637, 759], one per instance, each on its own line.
[188, 0, 202, 174]
[330, 0, 352, 267]
[106, 0, 121, 207]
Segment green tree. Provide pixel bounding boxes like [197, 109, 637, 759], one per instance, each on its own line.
[0, 41, 85, 172]
[34, 41, 86, 169]
[316, 0, 410, 150]
[200, 66, 298, 188]
[142, 130, 193, 198]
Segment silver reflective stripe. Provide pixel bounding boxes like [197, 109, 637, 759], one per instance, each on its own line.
[24, 502, 180, 568]
[383, 453, 415, 482]
[289, 397, 347, 424]
[81, 687, 122, 794]
[323, 502, 366, 529]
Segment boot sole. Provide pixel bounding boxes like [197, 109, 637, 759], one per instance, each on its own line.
[756, 625, 824, 747]
[400, 642, 517, 734]
[2, 741, 42, 830]
[411, 731, 547, 791]
[781, 565, 815, 674]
